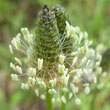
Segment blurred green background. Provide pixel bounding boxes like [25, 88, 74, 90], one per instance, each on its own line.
[0, 0, 110, 110]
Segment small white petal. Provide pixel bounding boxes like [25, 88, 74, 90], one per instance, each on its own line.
[52, 98, 55, 103]
[70, 26, 76, 37]
[40, 94, 46, 100]
[69, 93, 73, 99]
[75, 26, 80, 34]
[58, 64, 65, 74]
[86, 48, 95, 58]
[61, 74, 69, 86]
[79, 57, 87, 67]
[73, 34, 78, 44]
[83, 32, 88, 39]
[69, 69, 78, 74]
[66, 21, 70, 31]
[93, 75, 97, 83]
[75, 98, 81, 105]
[61, 96, 67, 103]
[38, 81, 46, 89]
[59, 55, 65, 64]
[38, 58, 43, 71]
[28, 77, 36, 86]
[70, 83, 78, 93]
[88, 40, 93, 46]
[21, 83, 29, 90]
[48, 89, 57, 95]
[11, 74, 19, 81]
[10, 62, 16, 71]
[49, 78, 56, 87]
[96, 67, 102, 74]
[95, 61, 100, 67]
[70, 52, 77, 56]
[73, 75, 80, 83]
[16, 66, 22, 74]
[27, 67, 36, 77]
[78, 32, 83, 44]
[9, 44, 13, 54]
[21, 28, 29, 40]
[11, 33, 21, 50]
[84, 86, 90, 94]
[96, 53, 102, 61]
[35, 89, 39, 96]
[64, 68, 68, 75]
[62, 88, 68, 92]
[78, 47, 85, 54]
[86, 60, 91, 67]
[15, 57, 22, 65]
[72, 57, 78, 66]
[96, 44, 106, 54]
[65, 21, 73, 38]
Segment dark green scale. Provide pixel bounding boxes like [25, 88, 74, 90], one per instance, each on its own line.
[52, 5, 73, 55]
[34, 5, 60, 63]
[52, 5, 69, 34]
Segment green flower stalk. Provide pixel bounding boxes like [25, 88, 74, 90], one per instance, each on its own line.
[9, 5, 105, 110]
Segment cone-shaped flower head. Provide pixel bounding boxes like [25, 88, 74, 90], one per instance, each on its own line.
[34, 5, 60, 64]
[9, 5, 105, 104]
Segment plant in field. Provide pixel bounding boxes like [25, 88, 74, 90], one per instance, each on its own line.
[9, 5, 105, 110]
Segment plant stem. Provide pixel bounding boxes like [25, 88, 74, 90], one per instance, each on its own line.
[46, 88, 52, 110]
[61, 101, 66, 110]
[61, 91, 66, 110]
[90, 89, 98, 110]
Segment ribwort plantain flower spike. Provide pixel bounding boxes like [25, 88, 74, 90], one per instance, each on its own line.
[9, 5, 106, 110]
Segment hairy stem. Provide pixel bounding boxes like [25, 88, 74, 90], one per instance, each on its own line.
[46, 88, 52, 110]
[61, 101, 66, 110]
[61, 92, 66, 110]
[90, 89, 98, 110]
